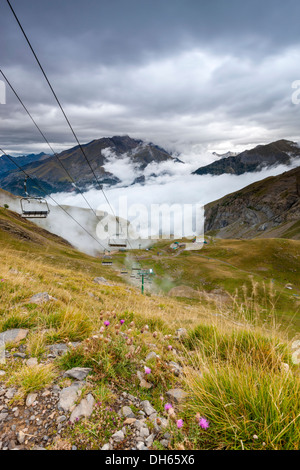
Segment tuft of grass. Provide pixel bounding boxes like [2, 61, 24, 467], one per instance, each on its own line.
[7, 363, 57, 398]
[183, 364, 300, 450]
[26, 331, 48, 358]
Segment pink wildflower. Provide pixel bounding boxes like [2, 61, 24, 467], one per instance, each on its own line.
[176, 419, 184, 429]
[164, 403, 173, 411]
[199, 417, 210, 430]
[104, 321, 110, 327]
[144, 367, 151, 374]
[168, 345, 173, 351]
[120, 319, 125, 325]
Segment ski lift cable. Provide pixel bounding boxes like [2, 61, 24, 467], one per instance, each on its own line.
[0, 147, 108, 251]
[0, 68, 103, 224]
[6, 0, 144, 270]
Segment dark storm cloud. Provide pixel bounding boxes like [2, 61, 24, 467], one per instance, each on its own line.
[1, 0, 300, 156]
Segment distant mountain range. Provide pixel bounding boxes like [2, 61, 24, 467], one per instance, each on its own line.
[205, 166, 300, 239]
[0, 136, 176, 196]
[1, 136, 299, 197]
[195, 140, 300, 176]
[0, 152, 48, 174]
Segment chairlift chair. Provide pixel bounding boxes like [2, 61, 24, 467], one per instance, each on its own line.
[108, 238, 127, 248]
[20, 177, 50, 219]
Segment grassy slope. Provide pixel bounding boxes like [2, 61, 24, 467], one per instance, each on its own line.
[0, 207, 299, 450]
[116, 238, 300, 332]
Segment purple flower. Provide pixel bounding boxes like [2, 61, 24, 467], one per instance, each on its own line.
[176, 419, 184, 429]
[168, 345, 173, 351]
[144, 367, 151, 374]
[164, 403, 173, 411]
[120, 319, 125, 325]
[199, 417, 210, 430]
[104, 321, 110, 327]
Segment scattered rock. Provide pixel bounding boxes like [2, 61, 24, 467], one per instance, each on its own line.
[112, 430, 124, 442]
[101, 443, 111, 450]
[166, 388, 188, 404]
[0, 329, 29, 346]
[17, 431, 25, 444]
[140, 400, 156, 416]
[93, 277, 110, 285]
[123, 418, 136, 425]
[122, 406, 135, 419]
[64, 367, 92, 381]
[136, 442, 148, 450]
[26, 393, 38, 407]
[26, 358, 38, 367]
[29, 293, 57, 304]
[58, 382, 83, 412]
[69, 393, 95, 423]
[5, 388, 16, 399]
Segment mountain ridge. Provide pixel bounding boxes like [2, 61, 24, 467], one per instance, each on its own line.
[204, 165, 300, 239]
[0, 136, 175, 196]
[194, 139, 300, 176]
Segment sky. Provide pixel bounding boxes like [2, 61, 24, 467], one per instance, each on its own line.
[1, 0, 300, 159]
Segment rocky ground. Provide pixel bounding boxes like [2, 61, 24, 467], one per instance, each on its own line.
[0, 324, 188, 451]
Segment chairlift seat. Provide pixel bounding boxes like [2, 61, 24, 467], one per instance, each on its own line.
[21, 197, 50, 219]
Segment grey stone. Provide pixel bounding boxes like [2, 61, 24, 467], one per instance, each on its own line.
[17, 431, 25, 444]
[58, 382, 83, 412]
[26, 393, 38, 407]
[29, 292, 56, 304]
[133, 420, 145, 430]
[141, 400, 156, 416]
[139, 427, 150, 438]
[47, 343, 69, 356]
[0, 329, 29, 346]
[136, 442, 148, 450]
[101, 443, 111, 450]
[145, 434, 154, 447]
[64, 367, 92, 381]
[122, 406, 135, 419]
[13, 353, 26, 359]
[26, 358, 38, 367]
[69, 393, 95, 423]
[112, 430, 124, 442]
[0, 412, 8, 421]
[166, 388, 188, 404]
[5, 388, 16, 399]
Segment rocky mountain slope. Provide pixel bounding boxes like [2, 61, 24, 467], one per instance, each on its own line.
[205, 166, 300, 239]
[194, 140, 300, 176]
[0, 136, 175, 196]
